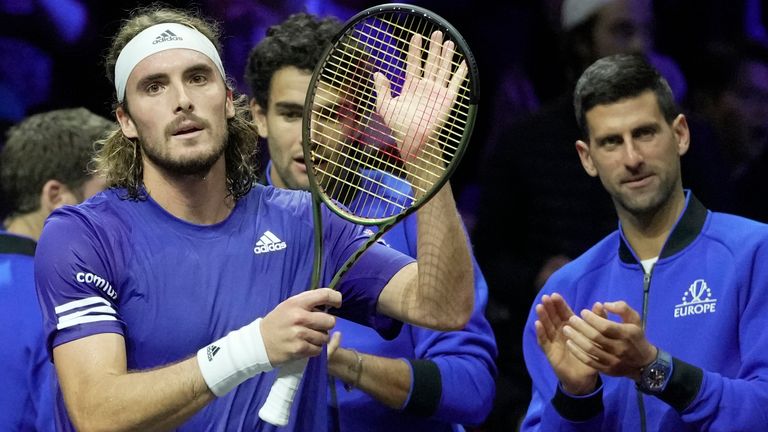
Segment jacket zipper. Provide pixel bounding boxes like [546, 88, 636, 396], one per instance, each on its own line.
[637, 268, 653, 432]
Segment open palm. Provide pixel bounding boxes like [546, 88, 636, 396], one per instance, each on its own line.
[373, 31, 467, 161]
[535, 294, 598, 394]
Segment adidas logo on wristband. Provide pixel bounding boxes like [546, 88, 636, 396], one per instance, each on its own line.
[197, 318, 273, 397]
[206, 344, 221, 361]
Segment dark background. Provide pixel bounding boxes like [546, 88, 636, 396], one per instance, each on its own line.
[1, 0, 758, 205]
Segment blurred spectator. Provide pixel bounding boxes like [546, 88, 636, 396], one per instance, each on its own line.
[0, 0, 90, 131]
[689, 41, 768, 221]
[0, 107, 111, 431]
[691, 42, 768, 179]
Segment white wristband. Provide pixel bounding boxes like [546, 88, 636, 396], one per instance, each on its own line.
[197, 318, 273, 396]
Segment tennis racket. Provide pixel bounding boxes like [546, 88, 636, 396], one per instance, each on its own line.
[258, 3, 479, 426]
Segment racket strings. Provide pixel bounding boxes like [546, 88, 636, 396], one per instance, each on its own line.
[317, 57, 465, 153]
[309, 11, 472, 220]
[312, 91, 452, 172]
[321, 16, 468, 159]
[331, 26, 472, 141]
[310, 91, 444, 214]
[316, 44, 467, 151]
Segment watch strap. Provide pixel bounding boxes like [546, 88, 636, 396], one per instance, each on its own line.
[657, 356, 703, 412]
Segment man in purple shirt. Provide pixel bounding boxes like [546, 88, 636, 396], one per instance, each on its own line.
[34, 6, 474, 431]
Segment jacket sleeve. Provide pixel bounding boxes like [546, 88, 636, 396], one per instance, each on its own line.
[520, 284, 606, 432]
[391, 210, 497, 425]
[403, 258, 498, 425]
[673, 239, 768, 430]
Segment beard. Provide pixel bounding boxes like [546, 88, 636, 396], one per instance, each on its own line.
[139, 119, 228, 176]
[141, 139, 226, 176]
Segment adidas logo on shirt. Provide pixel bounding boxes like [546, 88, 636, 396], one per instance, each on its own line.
[253, 230, 287, 254]
[153, 29, 182, 45]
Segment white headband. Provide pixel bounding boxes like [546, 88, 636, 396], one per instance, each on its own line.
[114, 22, 226, 102]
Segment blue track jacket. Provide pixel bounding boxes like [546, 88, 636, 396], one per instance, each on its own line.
[522, 193, 768, 431]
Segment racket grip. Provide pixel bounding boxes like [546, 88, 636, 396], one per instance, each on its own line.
[258, 357, 309, 426]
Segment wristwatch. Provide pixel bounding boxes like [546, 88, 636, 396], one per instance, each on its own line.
[637, 348, 673, 395]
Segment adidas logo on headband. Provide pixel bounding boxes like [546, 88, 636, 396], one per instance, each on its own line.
[115, 23, 226, 102]
[153, 29, 183, 44]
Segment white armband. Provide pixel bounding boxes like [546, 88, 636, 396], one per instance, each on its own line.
[197, 318, 273, 396]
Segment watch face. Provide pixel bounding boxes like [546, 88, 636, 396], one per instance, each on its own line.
[639, 349, 672, 394]
[647, 366, 666, 390]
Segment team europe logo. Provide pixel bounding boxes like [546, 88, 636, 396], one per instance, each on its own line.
[674, 279, 717, 318]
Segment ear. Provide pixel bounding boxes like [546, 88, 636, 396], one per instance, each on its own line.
[225, 89, 235, 119]
[672, 114, 690, 156]
[575, 139, 598, 177]
[249, 98, 269, 139]
[40, 180, 78, 212]
[116, 105, 138, 139]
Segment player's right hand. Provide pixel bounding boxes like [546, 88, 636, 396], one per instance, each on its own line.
[535, 293, 599, 395]
[260, 288, 342, 366]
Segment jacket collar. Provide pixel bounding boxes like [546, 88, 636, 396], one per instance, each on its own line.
[618, 192, 708, 264]
[0, 231, 36, 256]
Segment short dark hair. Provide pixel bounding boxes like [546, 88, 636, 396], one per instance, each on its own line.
[1, 108, 113, 215]
[244, 12, 342, 110]
[574, 54, 678, 138]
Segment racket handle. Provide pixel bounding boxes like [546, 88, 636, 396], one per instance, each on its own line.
[258, 357, 308, 426]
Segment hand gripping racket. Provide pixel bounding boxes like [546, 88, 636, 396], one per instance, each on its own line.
[258, 3, 479, 425]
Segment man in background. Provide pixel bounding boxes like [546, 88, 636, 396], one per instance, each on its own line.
[523, 53, 768, 431]
[0, 107, 111, 430]
[245, 12, 497, 432]
[472, 0, 728, 425]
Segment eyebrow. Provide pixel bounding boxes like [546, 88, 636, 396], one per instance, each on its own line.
[184, 63, 215, 77]
[274, 101, 303, 110]
[593, 122, 661, 144]
[136, 73, 168, 91]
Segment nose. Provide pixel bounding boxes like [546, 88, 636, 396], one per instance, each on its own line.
[623, 139, 644, 169]
[173, 83, 194, 114]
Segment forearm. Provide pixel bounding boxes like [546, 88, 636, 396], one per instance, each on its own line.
[329, 347, 411, 409]
[410, 182, 473, 330]
[59, 356, 213, 431]
[57, 318, 273, 431]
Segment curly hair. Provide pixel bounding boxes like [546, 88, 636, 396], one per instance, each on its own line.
[94, 5, 259, 200]
[244, 12, 343, 110]
[1, 108, 113, 216]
